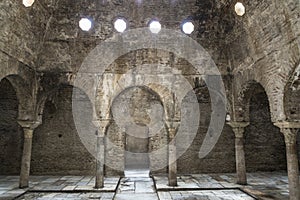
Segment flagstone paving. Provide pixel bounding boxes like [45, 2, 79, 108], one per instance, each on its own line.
[114, 177, 158, 200]
[0, 172, 296, 199]
[158, 190, 255, 200]
[16, 192, 115, 200]
[0, 176, 119, 199]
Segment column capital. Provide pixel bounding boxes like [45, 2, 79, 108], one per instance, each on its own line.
[93, 119, 111, 137]
[227, 121, 249, 138]
[274, 121, 299, 145]
[93, 119, 111, 128]
[165, 120, 180, 141]
[17, 120, 41, 130]
[165, 120, 180, 131]
[168, 128, 176, 138]
[227, 121, 250, 128]
[274, 121, 300, 130]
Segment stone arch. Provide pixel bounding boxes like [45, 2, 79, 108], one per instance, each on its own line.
[1, 75, 35, 121]
[36, 72, 91, 120]
[244, 84, 286, 171]
[235, 79, 265, 122]
[95, 72, 180, 122]
[283, 64, 300, 121]
[75, 28, 226, 124]
[0, 63, 19, 83]
[0, 77, 23, 175]
[109, 85, 165, 135]
[234, 68, 287, 122]
[37, 81, 97, 145]
[106, 86, 167, 175]
[32, 84, 96, 175]
[0, 73, 15, 82]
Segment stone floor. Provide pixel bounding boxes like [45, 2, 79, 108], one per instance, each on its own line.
[0, 172, 296, 200]
[114, 177, 158, 200]
[0, 176, 119, 199]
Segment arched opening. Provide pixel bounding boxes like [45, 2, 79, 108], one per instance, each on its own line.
[177, 79, 235, 174]
[124, 123, 150, 176]
[107, 86, 167, 176]
[0, 77, 23, 175]
[245, 83, 286, 171]
[31, 85, 96, 175]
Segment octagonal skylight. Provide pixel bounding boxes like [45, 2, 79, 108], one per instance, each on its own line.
[149, 20, 161, 34]
[114, 18, 127, 33]
[79, 18, 92, 31]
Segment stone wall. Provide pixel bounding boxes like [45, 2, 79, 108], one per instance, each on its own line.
[0, 51, 296, 176]
[177, 84, 236, 174]
[31, 86, 96, 175]
[284, 88, 300, 121]
[229, 0, 300, 121]
[0, 0, 50, 68]
[35, 0, 230, 74]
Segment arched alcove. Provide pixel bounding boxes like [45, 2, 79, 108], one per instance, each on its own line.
[0, 77, 23, 175]
[245, 83, 286, 172]
[31, 85, 96, 175]
[106, 86, 167, 176]
[177, 81, 235, 173]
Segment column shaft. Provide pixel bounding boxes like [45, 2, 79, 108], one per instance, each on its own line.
[94, 119, 109, 189]
[283, 130, 300, 200]
[95, 136, 105, 188]
[168, 128, 177, 186]
[19, 128, 33, 188]
[235, 133, 247, 185]
[228, 122, 249, 186]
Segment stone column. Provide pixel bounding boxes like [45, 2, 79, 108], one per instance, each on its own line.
[168, 127, 177, 186]
[227, 122, 249, 185]
[18, 120, 40, 188]
[275, 122, 300, 200]
[94, 119, 110, 189]
[95, 135, 105, 188]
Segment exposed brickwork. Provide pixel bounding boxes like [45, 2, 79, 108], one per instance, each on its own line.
[245, 91, 286, 171]
[229, 0, 300, 121]
[0, 79, 23, 175]
[31, 86, 96, 175]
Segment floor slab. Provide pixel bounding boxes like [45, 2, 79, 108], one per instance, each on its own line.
[158, 190, 255, 200]
[0, 172, 296, 200]
[16, 192, 115, 200]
